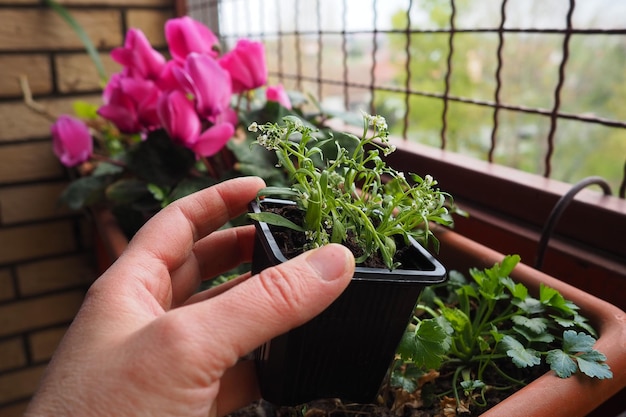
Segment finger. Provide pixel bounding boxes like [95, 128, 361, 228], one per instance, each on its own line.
[127, 176, 264, 270]
[110, 177, 265, 307]
[183, 273, 252, 306]
[169, 226, 256, 307]
[177, 244, 355, 367]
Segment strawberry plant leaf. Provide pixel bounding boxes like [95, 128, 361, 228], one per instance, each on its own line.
[546, 349, 578, 377]
[513, 326, 555, 344]
[513, 296, 545, 314]
[502, 335, 541, 368]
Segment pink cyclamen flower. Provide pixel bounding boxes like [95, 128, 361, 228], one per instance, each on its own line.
[51, 115, 93, 167]
[193, 122, 235, 157]
[174, 52, 232, 119]
[98, 75, 161, 133]
[111, 28, 166, 81]
[165, 16, 219, 62]
[157, 90, 201, 147]
[219, 39, 267, 93]
[266, 84, 292, 110]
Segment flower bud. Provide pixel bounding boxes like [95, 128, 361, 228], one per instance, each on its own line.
[51, 115, 93, 167]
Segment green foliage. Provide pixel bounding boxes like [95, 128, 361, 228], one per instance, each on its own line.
[394, 255, 612, 412]
[247, 113, 457, 269]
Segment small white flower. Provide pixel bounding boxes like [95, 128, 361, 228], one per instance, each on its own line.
[248, 122, 258, 132]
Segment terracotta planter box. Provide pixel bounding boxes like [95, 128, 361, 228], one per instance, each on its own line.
[434, 228, 626, 417]
[92, 208, 626, 415]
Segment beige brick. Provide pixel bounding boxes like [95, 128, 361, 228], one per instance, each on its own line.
[0, 142, 64, 184]
[55, 53, 121, 93]
[0, 268, 15, 301]
[29, 326, 67, 362]
[0, 365, 46, 404]
[0, 95, 100, 142]
[0, 221, 76, 265]
[0, 9, 122, 51]
[0, 55, 53, 98]
[0, 290, 85, 337]
[17, 254, 96, 296]
[0, 182, 72, 224]
[0, 337, 27, 372]
[0, 400, 29, 417]
[126, 9, 174, 48]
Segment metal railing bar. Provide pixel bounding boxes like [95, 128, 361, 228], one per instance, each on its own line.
[341, 0, 349, 111]
[440, 0, 456, 149]
[271, 72, 626, 130]
[402, 0, 413, 140]
[369, 0, 378, 116]
[220, 28, 626, 38]
[316, 0, 323, 101]
[489, 0, 507, 163]
[544, 0, 575, 178]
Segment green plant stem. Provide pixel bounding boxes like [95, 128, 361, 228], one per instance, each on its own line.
[44, 0, 107, 84]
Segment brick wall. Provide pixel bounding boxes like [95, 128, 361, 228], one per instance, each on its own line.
[0, 0, 175, 414]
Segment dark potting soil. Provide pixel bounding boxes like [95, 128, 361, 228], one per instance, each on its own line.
[263, 204, 415, 269]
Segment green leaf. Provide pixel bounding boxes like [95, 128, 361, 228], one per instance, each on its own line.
[248, 212, 305, 232]
[92, 162, 124, 176]
[540, 284, 577, 315]
[513, 296, 545, 314]
[106, 179, 152, 205]
[562, 330, 596, 354]
[126, 130, 195, 186]
[59, 175, 110, 210]
[501, 335, 541, 368]
[44, 0, 107, 82]
[576, 354, 613, 379]
[398, 318, 451, 370]
[513, 326, 555, 344]
[168, 177, 216, 203]
[511, 316, 549, 333]
[546, 349, 578, 378]
[72, 100, 99, 119]
[460, 379, 485, 393]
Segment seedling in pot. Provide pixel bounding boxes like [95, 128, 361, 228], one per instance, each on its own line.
[247, 113, 456, 269]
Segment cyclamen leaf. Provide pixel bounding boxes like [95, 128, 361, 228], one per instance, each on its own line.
[562, 330, 596, 354]
[546, 349, 578, 378]
[502, 335, 541, 368]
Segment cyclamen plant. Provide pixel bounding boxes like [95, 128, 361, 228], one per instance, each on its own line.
[49, 16, 295, 234]
[248, 113, 455, 270]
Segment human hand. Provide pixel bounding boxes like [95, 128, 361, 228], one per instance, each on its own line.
[25, 176, 355, 417]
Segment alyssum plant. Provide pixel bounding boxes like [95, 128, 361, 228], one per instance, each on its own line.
[248, 113, 455, 270]
[395, 255, 612, 413]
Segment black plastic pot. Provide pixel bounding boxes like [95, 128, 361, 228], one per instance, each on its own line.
[250, 199, 447, 406]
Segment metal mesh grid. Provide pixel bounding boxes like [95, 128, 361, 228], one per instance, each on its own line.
[184, 0, 626, 197]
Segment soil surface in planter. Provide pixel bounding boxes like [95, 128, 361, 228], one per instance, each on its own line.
[228, 362, 546, 417]
[263, 204, 416, 269]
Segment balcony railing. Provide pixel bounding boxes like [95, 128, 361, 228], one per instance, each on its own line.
[182, 0, 626, 311]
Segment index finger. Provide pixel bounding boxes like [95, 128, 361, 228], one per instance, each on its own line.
[127, 176, 265, 270]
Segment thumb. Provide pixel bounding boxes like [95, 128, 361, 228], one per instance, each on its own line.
[186, 243, 355, 362]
